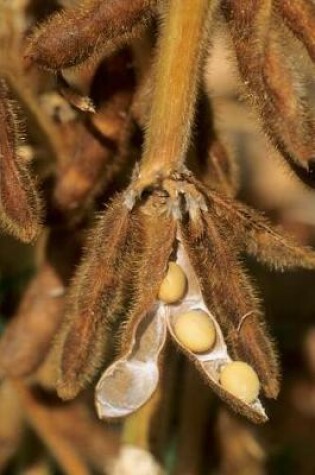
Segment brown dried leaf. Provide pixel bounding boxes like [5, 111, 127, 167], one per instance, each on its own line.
[25, 0, 157, 71]
[0, 262, 64, 378]
[0, 77, 42, 242]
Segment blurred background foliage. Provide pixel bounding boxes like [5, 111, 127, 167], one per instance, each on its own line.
[1, 1, 315, 474]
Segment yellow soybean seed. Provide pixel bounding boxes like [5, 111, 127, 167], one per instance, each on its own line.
[158, 262, 187, 303]
[219, 361, 260, 404]
[173, 310, 216, 353]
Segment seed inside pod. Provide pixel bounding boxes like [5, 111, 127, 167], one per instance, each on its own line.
[158, 262, 187, 304]
[219, 361, 260, 404]
[173, 310, 216, 353]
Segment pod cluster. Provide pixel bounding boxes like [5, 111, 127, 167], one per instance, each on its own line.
[53, 174, 315, 424]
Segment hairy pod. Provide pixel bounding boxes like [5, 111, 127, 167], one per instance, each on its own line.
[56, 195, 133, 399]
[166, 233, 268, 423]
[25, 0, 157, 71]
[95, 194, 176, 418]
[0, 78, 42, 242]
[275, 0, 315, 63]
[94, 186, 270, 423]
[191, 178, 315, 272]
[180, 212, 280, 399]
[222, 0, 315, 188]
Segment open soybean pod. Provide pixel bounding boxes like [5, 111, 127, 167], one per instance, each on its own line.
[96, 304, 167, 418]
[96, 223, 268, 423]
[166, 235, 267, 424]
[95, 195, 176, 418]
[180, 212, 280, 401]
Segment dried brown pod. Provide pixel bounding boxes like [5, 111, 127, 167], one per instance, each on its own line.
[117, 196, 177, 354]
[93, 201, 268, 423]
[179, 209, 279, 400]
[235, 206, 315, 272]
[56, 195, 134, 400]
[25, 0, 157, 71]
[275, 0, 315, 63]
[202, 185, 315, 272]
[221, 0, 315, 188]
[95, 194, 176, 418]
[0, 77, 42, 242]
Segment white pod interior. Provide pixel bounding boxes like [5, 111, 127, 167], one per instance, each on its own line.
[95, 304, 166, 418]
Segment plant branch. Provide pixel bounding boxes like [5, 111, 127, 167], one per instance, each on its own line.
[136, 0, 212, 189]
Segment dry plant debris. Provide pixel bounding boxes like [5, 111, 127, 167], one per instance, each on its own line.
[1, 0, 315, 472]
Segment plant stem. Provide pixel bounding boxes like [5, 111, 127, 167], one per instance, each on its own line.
[137, 0, 211, 189]
[122, 389, 161, 450]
